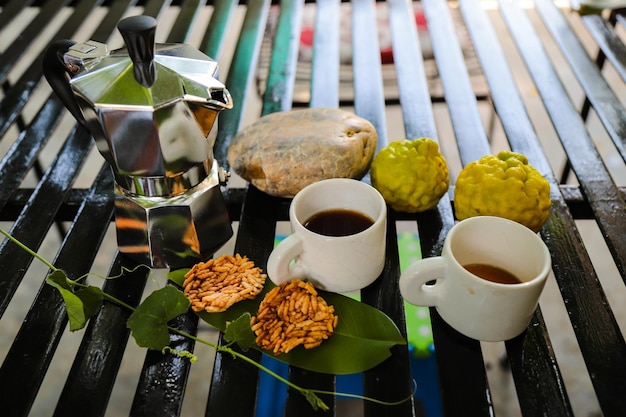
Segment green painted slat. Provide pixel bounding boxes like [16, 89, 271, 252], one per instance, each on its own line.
[213, 0, 271, 170]
[167, 0, 206, 43]
[143, 0, 172, 20]
[200, 0, 239, 59]
[261, 0, 305, 115]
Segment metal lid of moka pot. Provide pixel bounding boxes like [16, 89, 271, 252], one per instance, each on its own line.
[63, 16, 233, 197]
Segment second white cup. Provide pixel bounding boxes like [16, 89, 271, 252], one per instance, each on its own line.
[399, 216, 551, 342]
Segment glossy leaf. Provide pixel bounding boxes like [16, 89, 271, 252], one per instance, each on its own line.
[127, 285, 190, 349]
[46, 270, 103, 331]
[224, 312, 256, 351]
[75, 286, 104, 322]
[169, 269, 406, 374]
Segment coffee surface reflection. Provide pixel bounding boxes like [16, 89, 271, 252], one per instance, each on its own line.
[463, 263, 522, 284]
[304, 209, 374, 237]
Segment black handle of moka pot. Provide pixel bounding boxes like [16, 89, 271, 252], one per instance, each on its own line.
[42, 39, 87, 127]
[117, 15, 157, 88]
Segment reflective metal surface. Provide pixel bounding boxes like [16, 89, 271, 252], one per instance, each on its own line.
[44, 16, 234, 267]
[66, 41, 233, 194]
[114, 160, 233, 269]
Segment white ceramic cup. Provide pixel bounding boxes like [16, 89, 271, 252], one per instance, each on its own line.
[399, 216, 551, 341]
[267, 178, 387, 293]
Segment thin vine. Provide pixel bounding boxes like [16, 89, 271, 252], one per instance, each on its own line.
[0, 228, 414, 411]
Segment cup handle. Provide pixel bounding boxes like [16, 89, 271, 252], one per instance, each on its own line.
[267, 234, 306, 285]
[399, 257, 445, 306]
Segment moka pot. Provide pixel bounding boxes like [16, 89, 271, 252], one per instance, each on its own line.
[43, 15, 234, 269]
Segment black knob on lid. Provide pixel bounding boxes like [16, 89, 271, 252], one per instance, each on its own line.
[117, 15, 157, 88]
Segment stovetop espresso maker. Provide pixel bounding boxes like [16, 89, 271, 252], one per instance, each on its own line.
[43, 15, 234, 269]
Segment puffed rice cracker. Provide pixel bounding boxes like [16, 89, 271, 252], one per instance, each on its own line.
[183, 254, 266, 313]
[250, 279, 339, 355]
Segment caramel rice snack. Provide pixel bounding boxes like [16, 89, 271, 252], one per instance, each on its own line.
[251, 279, 339, 355]
[183, 254, 266, 313]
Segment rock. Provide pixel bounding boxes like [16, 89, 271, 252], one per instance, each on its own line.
[228, 108, 378, 198]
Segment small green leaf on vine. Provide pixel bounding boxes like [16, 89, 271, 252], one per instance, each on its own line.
[224, 313, 256, 351]
[127, 285, 190, 349]
[75, 286, 104, 321]
[45, 270, 103, 331]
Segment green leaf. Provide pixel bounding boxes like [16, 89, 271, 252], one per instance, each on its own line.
[75, 286, 104, 322]
[46, 270, 72, 291]
[127, 286, 190, 349]
[46, 270, 90, 331]
[167, 268, 189, 287]
[224, 313, 256, 351]
[59, 287, 87, 331]
[168, 270, 406, 374]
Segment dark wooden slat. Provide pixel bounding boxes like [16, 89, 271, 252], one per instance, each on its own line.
[91, 0, 138, 43]
[387, 0, 437, 141]
[4, 183, 621, 224]
[131, 310, 200, 417]
[580, 14, 626, 82]
[0, 0, 38, 32]
[505, 308, 575, 416]
[0, 126, 93, 318]
[53, 254, 150, 417]
[0, 165, 114, 417]
[309, 0, 340, 108]
[386, 0, 456, 262]
[345, 2, 414, 416]
[0, 95, 66, 212]
[386, 3, 458, 416]
[206, 187, 278, 417]
[387, 0, 455, 257]
[284, 368, 336, 417]
[0, 0, 73, 84]
[419, 0, 494, 415]
[559, 184, 626, 218]
[458, 1, 574, 413]
[0, 0, 103, 144]
[421, 0, 490, 165]
[615, 8, 626, 28]
[143, 0, 173, 20]
[500, 2, 626, 415]
[351, 0, 387, 153]
[361, 218, 416, 417]
[536, 1, 626, 166]
[504, 0, 626, 281]
[429, 310, 494, 416]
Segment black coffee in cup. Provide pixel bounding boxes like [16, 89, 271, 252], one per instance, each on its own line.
[304, 209, 374, 237]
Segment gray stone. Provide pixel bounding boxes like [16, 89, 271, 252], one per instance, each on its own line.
[228, 108, 377, 197]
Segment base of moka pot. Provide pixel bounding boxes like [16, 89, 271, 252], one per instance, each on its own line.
[113, 161, 233, 269]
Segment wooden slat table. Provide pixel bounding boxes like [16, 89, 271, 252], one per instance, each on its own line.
[0, 1, 624, 416]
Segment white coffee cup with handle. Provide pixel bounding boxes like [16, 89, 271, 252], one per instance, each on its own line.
[400, 216, 551, 341]
[267, 178, 387, 293]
